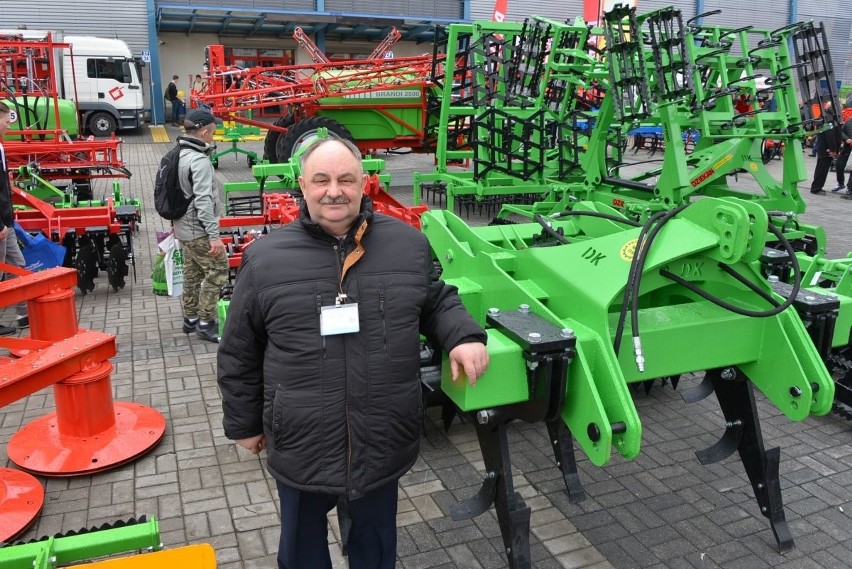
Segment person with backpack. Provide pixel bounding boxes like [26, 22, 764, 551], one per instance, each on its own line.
[173, 108, 227, 342]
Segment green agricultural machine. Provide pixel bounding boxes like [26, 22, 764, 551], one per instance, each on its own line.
[410, 5, 847, 568]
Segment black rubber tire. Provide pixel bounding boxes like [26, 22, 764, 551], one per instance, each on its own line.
[263, 114, 295, 164]
[88, 112, 118, 137]
[275, 116, 354, 165]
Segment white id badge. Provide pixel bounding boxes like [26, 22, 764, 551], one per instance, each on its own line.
[320, 303, 360, 336]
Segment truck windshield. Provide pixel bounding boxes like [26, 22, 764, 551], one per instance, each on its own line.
[86, 58, 134, 84]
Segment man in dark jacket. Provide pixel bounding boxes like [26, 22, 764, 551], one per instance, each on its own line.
[165, 75, 184, 126]
[810, 103, 842, 195]
[834, 107, 852, 197]
[218, 138, 489, 569]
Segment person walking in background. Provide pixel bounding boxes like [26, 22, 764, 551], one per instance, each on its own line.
[810, 102, 841, 195]
[173, 108, 227, 342]
[218, 138, 489, 569]
[165, 75, 184, 126]
[0, 102, 29, 334]
[836, 105, 852, 198]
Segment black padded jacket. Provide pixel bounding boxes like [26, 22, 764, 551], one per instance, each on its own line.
[0, 144, 12, 232]
[217, 197, 486, 499]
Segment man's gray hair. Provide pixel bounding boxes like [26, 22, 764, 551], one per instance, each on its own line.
[298, 137, 362, 173]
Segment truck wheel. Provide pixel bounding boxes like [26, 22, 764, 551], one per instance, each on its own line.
[263, 115, 295, 164]
[88, 112, 117, 137]
[276, 117, 354, 164]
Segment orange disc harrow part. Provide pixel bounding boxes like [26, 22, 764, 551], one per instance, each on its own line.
[7, 400, 165, 477]
[0, 467, 44, 542]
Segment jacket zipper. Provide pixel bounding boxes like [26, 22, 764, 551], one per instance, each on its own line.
[315, 294, 326, 358]
[379, 287, 387, 352]
[333, 243, 354, 496]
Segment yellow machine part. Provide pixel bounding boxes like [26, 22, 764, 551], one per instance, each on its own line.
[69, 544, 216, 568]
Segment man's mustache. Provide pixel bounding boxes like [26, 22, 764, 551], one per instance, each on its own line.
[319, 197, 351, 204]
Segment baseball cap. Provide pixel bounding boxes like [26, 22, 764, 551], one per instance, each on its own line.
[185, 108, 221, 129]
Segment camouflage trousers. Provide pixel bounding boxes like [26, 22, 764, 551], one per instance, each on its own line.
[181, 236, 229, 322]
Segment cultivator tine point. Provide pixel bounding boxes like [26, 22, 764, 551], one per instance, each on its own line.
[546, 420, 585, 504]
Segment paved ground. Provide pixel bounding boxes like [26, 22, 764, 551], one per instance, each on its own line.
[2, 125, 852, 569]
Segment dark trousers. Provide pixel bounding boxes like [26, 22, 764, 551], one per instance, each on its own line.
[835, 147, 851, 188]
[171, 99, 184, 124]
[811, 149, 834, 192]
[276, 479, 398, 569]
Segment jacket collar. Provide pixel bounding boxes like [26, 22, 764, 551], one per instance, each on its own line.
[177, 134, 215, 155]
[299, 195, 374, 243]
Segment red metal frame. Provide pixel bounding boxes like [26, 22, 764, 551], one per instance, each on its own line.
[4, 137, 128, 179]
[12, 186, 134, 238]
[0, 32, 128, 182]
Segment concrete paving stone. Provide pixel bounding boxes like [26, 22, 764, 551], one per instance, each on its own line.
[542, 530, 596, 556]
[208, 508, 237, 536]
[822, 545, 852, 569]
[555, 545, 609, 568]
[410, 493, 445, 521]
[405, 520, 444, 552]
[807, 510, 852, 541]
[532, 519, 583, 542]
[595, 541, 634, 568]
[580, 522, 631, 546]
[435, 522, 485, 548]
[465, 537, 510, 567]
[397, 527, 419, 556]
[401, 549, 452, 569]
[445, 544, 485, 569]
[398, 509, 425, 527]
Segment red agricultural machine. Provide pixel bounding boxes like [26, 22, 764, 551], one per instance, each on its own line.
[195, 28, 446, 165]
[0, 32, 139, 294]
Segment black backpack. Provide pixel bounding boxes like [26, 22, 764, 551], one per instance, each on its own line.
[154, 144, 196, 220]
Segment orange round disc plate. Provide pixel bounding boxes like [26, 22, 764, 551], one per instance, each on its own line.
[0, 468, 44, 542]
[7, 402, 166, 477]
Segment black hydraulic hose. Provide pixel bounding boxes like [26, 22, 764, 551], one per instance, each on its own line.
[626, 206, 688, 371]
[533, 214, 570, 244]
[716, 263, 780, 307]
[612, 210, 668, 357]
[660, 223, 802, 318]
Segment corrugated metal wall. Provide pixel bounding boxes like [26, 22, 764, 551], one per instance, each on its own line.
[469, 0, 584, 23]
[800, 1, 851, 86]
[636, 0, 694, 20]
[325, 0, 463, 18]
[3, 1, 149, 53]
[702, 0, 789, 33]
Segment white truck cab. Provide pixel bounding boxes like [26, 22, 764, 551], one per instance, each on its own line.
[62, 35, 145, 136]
[0, 30, 145, 136]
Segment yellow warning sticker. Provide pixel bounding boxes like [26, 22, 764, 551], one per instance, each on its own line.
[620, 238, 638, 262]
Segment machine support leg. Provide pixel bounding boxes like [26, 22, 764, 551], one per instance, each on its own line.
[707, 369, 794, 553]
[451, 422, 531, 569]
[546, 419, 585, 503]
